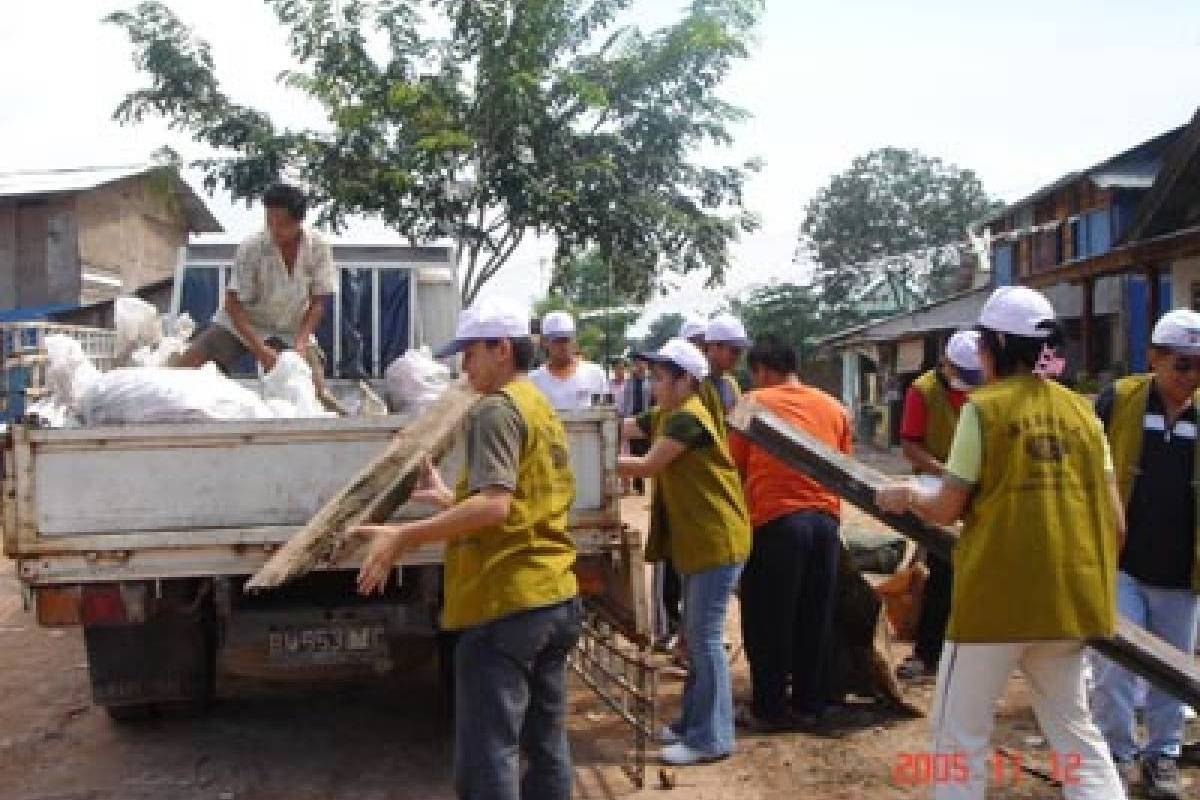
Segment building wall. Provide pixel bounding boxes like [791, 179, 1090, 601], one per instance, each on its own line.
[76, 176, 189, 305]
[0, 205, 15, 308]
[0, 197, 79, 310]
[1171, 256, 1200, 311]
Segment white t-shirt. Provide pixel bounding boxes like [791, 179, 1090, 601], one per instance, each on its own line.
[530, 360, 609, 411]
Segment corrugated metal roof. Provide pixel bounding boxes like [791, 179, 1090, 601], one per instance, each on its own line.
[0, 164, 147, 196]
[978, 125, 1187, 227]
[0, 164, 222, 233]
[818, 280, 1124, 352]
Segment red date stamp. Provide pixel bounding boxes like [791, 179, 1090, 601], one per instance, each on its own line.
[892, 750, 1082, 787]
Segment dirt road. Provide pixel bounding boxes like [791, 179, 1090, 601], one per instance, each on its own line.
[0, 468, 1194, 799]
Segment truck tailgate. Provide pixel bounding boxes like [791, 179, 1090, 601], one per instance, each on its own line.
[4, 411, 619, 584]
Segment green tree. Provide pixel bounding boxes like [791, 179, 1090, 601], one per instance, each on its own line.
[732, 281, 825, 362]
[549, 248, 649, 308]
[107, 0, 763, 306]
[798, 147, 1001, 326]
[636, 311, 684, 353]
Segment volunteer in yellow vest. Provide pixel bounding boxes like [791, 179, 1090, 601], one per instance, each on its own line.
[1091, 308, 1200, 800]
[877, 286, 1125, 800]
[646, 313, 711, 652]
[700, 313, 748, 436]
[620, 338, 751, 766]
[896, 330, 983, 681]
[354, 296, 581, 800]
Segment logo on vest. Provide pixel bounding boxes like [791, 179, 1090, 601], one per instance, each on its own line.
[1025, 433, 1066, 462]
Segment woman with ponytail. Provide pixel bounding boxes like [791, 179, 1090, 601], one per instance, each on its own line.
[877, 286, 1126, 800]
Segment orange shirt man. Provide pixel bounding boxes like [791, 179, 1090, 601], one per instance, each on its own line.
[728, 335, 851, 730]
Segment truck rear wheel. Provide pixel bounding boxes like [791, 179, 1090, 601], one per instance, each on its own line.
[104, 703, 157, 723]
[84, 579, 217, 721]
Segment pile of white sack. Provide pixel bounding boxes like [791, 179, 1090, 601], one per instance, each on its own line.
[30, 334, 335, 427]
[23, 295, 454, 426]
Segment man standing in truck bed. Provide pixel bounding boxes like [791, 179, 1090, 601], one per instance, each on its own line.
[354, 296, 582, 800]
[171, 182, 341, 411]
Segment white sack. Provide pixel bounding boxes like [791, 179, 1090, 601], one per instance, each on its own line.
[44, 335, 101, 413]
[384, 348, 452, 413]
[114, 296, 163, 354]
[259, 351, 334, 418]
[80, 364, 276, 425]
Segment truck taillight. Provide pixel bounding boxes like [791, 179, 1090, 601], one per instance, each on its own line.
[80, 584, 128, 625]
[36, 586, 82, 626]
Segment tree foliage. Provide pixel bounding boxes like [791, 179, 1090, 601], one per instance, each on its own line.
[636, 311, 684, 353]
[548, 247, 649, 308]
[798, 147, 1001, 326]
[731, 281, 825, 362]
[106, 0, 763, 305]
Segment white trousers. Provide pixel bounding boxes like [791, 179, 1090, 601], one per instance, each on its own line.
[930, 640, 1125, 800]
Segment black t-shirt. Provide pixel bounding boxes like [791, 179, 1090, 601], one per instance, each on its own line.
[1096, 385, 1197, 589]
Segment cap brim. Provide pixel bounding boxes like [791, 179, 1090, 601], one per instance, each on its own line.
[433, 339, 466, 359]
[1158, 342, 1200, 356]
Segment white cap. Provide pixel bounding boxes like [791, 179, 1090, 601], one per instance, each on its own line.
[704, 313, 750, 346]
[944, 330, 982, 371]
[1152, 309, 1200, 355]
[977, 286, 1056, 337]
[540, 310, 576, 338]
[678, 313, 707, 342]
[644, 338, 709, 381]
[434, 296, 530, 357]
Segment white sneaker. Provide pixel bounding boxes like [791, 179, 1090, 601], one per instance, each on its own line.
[656, 725, 682, 745]
[659, 742, 728, 766]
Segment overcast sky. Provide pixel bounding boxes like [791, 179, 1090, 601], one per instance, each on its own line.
[2, 1, 1198, 333]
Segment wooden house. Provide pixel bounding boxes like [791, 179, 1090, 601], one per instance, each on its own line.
[0, 164, 221, 311]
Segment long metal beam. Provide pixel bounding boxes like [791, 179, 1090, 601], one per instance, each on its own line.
[730, 403, 1200, 710]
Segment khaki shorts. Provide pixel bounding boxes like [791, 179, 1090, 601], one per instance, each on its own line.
[190, 325, 328, 375]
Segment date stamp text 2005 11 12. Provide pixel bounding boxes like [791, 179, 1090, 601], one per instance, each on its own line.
[892, 751, 1082, 787]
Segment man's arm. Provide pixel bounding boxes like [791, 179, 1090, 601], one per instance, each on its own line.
[224, 291, 278, 370]
[901, 439, 944, 475]
[618, 437, 688, 478]
[355, 488, 511, 595]
[293, 295, 329, 357]
[898, 386, 941, 473]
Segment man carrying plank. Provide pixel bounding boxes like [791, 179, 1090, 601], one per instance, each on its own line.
[1091, 308, 1200, 800]
[354, 296, 582, 800]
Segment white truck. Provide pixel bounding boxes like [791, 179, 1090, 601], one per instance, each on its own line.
[0, 244, 647, 721]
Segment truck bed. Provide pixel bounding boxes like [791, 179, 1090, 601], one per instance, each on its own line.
[4, 410, 620, 586]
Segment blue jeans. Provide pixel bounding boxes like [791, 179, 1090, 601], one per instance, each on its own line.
[453, 598, 583, 800]
[1093, 571, 1200, 759]
[673, 562, 744, 756]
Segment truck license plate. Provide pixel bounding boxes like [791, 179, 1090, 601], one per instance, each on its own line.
[268, 624, 386, 662]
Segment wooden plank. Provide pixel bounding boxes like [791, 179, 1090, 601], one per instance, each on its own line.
[729, 401, 1200, 710]
[245, 383, 480, 591]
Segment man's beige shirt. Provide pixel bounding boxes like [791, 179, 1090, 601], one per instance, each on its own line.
[212, 228, 336, 342]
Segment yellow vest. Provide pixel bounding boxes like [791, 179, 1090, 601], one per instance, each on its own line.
[442, 378, 578, 630]
[950, 375, 1117, 642]
[697, 373, 740, 439]
[643, 394, 752, 574]
[911, 369, 958, 464]
[1105, 374, 1200, 591]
